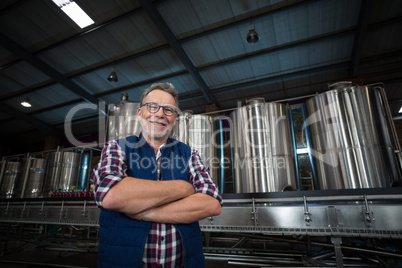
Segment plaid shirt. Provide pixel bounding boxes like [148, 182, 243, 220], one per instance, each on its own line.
[92, 139, 222, 267]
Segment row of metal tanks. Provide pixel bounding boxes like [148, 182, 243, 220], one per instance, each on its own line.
[3, 81, 397, 199]
[0, 83, 401, 198]
[108, 81, 402, 194]
[0, 147, 99, 199]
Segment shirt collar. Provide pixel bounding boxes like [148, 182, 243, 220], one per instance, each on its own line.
[156, 143, 166, 159]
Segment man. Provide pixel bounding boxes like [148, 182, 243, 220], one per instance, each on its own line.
[92, 82, 222, 267]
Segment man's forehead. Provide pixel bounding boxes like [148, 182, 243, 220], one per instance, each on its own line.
[144, 90, 176, 105]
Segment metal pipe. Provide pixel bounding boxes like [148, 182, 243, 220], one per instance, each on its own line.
[231, 236, 246, 248]
[273, 93, 319, 103]
[374, 255, 391, 267]
[218, 118, 225, 193]
[288, 106, 300, 189]
[43, 247, 96, 253]
[310, 250, 334, 260]
[227, 261, 268, 267]
[204, 252, 304, 265]
[202, 107, 237, 115]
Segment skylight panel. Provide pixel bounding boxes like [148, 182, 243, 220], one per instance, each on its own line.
[52, 0, 94, 28]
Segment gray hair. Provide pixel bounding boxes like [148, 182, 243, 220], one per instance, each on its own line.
[140, 82, 179, 107]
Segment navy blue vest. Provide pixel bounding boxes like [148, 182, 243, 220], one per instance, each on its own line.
[97, 134, 205, 267]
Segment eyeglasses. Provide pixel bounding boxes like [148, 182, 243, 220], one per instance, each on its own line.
[141, 102, 177, 116]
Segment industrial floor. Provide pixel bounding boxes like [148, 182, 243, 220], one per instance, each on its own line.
[0, 244, 233, 268]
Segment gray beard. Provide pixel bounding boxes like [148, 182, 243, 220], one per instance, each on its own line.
[140, 117, 171, 140]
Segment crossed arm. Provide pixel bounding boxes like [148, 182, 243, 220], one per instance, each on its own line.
[95, 140, 222, 224]
[101, 176, 222, 224]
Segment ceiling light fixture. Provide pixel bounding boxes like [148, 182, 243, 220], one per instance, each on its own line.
[52, 0, 94, 29]
[399, 106, 402, 113]
[246, 23, 260, 44]
[21, 97, 32, 108]
[107, 67, 118, 82]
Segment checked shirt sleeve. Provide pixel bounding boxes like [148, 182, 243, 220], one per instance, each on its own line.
[91, 140, 127, 207]
[189, 149, 223, 204]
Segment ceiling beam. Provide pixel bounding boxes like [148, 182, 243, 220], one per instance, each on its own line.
[139, 0, 215, 104]
[0, 32, 99, 105]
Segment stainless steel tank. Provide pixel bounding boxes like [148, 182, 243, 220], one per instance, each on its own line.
[303, 82, 400, 189]
[13, 158, 47, 198]
[43, 151, 63, 196]
[107, 93, 141, 141]
[171, 110, 193, 144]
[231, 98, 297, 193]
[172, 112, 219, 186]
[12, 158, 28, 198]
[189, 114, 219, 185]
[0, 161, 21, 198]
[58, 152, 81, 191]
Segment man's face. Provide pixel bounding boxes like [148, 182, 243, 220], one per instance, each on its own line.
[138, 89, 177, 141]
